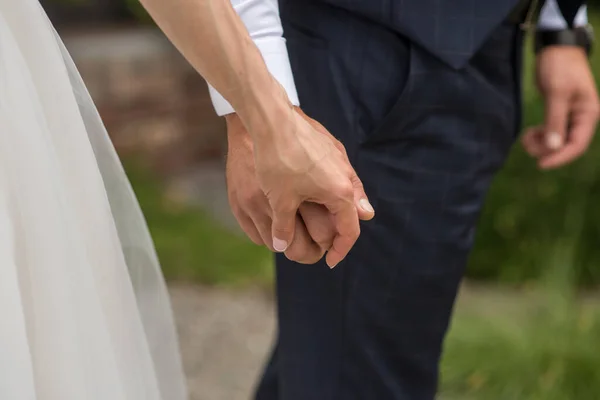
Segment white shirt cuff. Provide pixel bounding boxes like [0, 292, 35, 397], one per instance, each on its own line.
[208, 37, 300, 116]
[538, 0, 588, 30]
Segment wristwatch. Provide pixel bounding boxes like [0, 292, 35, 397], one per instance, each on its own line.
[534, 24, 594, 56]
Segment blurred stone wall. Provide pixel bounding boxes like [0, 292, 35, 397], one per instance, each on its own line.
[41, 0, 131, 26]
[63, 28, 226, 176]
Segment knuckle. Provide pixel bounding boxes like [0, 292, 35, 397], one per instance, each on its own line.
[286, 248, 324, 264]
[274, 203, 296, 215]
[241, 190, 263, 207]
[335, 141, 348, 156]
[351, 175, 365, 190]
[273, 218, 297, 234]
[344, 224, 361, 243]
[332, 182, 354, 200]
[250, 194, 267, 210]
[230, 202, 245, 218]
[312, 231, 334, 249]
[351, 224, 361, 240]
[239, 192, 253, 206]
[308, 223, 336, 246]
[283, 246, 302, 262]
[273, 227, 293, 237]
[314, 238, 334, 252]
[270, 194, 297, 213]
[337, 229, 360, 250]
[284, 245, 306, 263]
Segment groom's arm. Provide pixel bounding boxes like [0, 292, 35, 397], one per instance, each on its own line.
[138, 0, 292, 137]
[206, 0, 591, 116]
[139, 0, 371, 267]
[207, 0, 299, 116]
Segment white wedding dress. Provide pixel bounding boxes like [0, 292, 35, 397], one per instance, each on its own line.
[0, 1, 188, 399]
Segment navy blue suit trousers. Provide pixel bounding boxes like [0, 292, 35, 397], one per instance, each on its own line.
[255, 2, 524, 398]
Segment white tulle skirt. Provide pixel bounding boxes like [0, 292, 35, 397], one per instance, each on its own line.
[0, 1, 188, 399]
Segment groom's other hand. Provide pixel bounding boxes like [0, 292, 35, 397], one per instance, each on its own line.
[522, 47, 599, 169]
[226, 114, 335, 264]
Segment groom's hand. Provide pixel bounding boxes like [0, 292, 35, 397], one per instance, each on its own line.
[250, 105, 374, 267]
[522, 47, 599, 169]
[226, 113, 335, 264]
[225, 109, 374, 266]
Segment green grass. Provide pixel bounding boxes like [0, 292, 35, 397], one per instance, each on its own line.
[441, 290, 600, 400]
[127, 166, 273, 287]
[441, 238, 600, 399]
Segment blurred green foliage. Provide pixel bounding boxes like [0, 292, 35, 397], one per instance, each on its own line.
[128, 166, 273, 287]
[441, 286, 600, 399]
[441, 231, 600, 399]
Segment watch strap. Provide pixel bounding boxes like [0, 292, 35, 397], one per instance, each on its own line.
[534, 26, 593, 55]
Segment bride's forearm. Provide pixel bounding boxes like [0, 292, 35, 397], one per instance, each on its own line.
[138, 0, 291, 140]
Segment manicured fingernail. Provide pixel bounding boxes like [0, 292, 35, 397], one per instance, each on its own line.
[326, 256, 339, 269]
[272, 237, 288, 252]
[359, 198, 374, 213]
[546, 132, 563, 150]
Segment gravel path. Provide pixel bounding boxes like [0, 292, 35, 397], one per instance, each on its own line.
[168, 282, 511, 400]
[170, 284, 275, 400]
[166, 161, 274, 399]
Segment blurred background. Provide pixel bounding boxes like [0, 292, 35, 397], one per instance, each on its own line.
[44, 1, 599, 399]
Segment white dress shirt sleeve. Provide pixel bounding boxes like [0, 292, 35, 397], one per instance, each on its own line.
[538, 0, 588, 30]
[208, 0, 300, 116]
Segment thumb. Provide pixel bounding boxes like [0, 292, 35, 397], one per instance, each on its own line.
[543, 95, 570, 151]
[350, 172, 375, 221]
[271, 204, 298, 252]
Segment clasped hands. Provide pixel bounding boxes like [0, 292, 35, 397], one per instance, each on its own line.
[225, 107, 374, 268]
